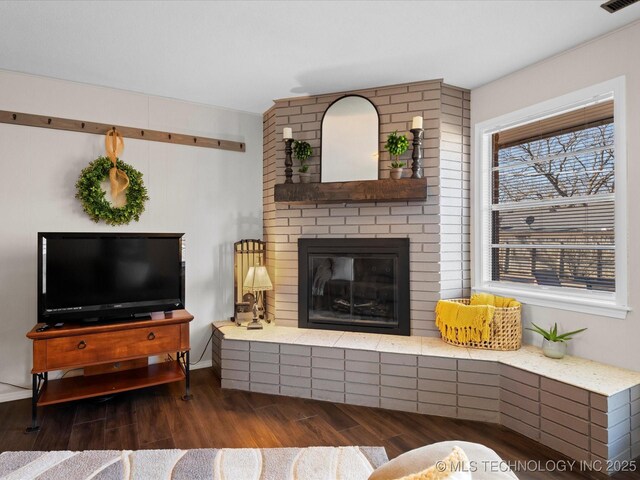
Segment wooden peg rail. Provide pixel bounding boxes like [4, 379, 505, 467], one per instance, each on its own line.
[0, 110, 245, 153]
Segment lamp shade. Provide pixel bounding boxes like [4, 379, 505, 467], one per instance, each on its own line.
[243, 266, 273, 291]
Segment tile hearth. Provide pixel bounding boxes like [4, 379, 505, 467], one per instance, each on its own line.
[213, 321, 640, 396]
[212, 321, 640, 474]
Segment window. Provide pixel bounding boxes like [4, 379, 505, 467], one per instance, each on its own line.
[474, 79, 627, 317]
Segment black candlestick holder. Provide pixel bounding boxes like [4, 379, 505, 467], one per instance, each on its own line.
[284, 138, 294, 184]
[410, 128, 424, 179]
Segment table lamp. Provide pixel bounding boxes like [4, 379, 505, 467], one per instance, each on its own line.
[243, 265, 273, 330]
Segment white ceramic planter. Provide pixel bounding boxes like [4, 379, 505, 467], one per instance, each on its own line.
[542, 339, 567, 359]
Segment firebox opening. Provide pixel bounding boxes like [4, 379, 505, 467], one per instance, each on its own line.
[298, 238, 410, 335]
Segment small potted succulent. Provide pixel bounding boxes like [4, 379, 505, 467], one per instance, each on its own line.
[527, 322, 587, 359]
[298, 162, 310, 183]
[385, 131, 409, 179]
[293, 140, 313, 183]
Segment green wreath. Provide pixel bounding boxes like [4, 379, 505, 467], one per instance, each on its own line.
[75, 156, 149, 226]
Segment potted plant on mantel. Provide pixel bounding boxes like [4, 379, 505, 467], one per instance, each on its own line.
[293, 140, 313, 183]
[390, 160, 406, 179]
[527, 322, 587, 359]
[385, 131, 409, 179]
[298, 163, 310, 183]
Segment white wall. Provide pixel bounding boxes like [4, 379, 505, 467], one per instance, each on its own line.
[471, 21, 640, 370]
[0, 70, 263, 402]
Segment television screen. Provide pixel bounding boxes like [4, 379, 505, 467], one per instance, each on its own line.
[38, 233, 185, 323]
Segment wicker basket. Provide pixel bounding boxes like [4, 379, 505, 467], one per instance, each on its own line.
[439, 298, 522, 351]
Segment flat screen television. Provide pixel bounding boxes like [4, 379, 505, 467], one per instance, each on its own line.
[38, 233, 185, 324]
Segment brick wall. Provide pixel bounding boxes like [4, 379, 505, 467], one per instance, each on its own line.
[439, 85, 471, 299]
[263, 80, 470, 336]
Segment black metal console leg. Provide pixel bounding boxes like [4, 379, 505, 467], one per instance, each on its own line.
[25, 374, 40, 433]
[181, 351, 193, 401]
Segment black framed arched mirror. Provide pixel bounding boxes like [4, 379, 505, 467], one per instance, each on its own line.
[320, 95, 380, 183]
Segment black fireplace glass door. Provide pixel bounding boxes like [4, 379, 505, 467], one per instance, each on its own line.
[308, 254, 398, 327]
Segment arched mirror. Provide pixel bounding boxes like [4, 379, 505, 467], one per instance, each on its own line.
[321, 95, 379, 183]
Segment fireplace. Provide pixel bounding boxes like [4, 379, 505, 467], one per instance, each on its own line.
[298, 238, 409, 335]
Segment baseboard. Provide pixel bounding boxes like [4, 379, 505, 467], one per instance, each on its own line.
[0, 389, 32, 403]
[191, 359, 213, 370]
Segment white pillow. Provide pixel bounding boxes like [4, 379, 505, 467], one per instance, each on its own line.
[393, 446, 471, 480]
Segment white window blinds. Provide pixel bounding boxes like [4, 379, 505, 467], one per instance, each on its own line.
[491, 100, 615, 292]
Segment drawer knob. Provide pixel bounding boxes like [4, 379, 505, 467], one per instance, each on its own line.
[147, 332, 156, 341]
[77, 340, 87, 350]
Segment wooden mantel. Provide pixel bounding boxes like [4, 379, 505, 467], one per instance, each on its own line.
[274, 178, 428, 205]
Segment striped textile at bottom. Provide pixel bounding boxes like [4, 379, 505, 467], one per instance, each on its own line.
[0, 446, 388, 480]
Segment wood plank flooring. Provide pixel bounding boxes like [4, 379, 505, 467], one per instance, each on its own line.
[0, 368, 638, 479]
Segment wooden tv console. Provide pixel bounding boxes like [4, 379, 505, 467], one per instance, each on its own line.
[26, 309, 193, 432]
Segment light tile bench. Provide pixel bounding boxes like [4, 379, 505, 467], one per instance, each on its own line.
[211, 322, 640, 475]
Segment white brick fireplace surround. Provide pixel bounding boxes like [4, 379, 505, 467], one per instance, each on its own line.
[212, 322, 640, 476]
[262, 79, 471, 336]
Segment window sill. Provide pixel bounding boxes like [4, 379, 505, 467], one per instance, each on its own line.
[473, 282, 630, 319]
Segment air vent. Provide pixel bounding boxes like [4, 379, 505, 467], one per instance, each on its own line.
[601, 0, 639, 13]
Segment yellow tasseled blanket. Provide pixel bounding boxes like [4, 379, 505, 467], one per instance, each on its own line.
[435, 294, 521, 344]
[469, 292, 521, 308]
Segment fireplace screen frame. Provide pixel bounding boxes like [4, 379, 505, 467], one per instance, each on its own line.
[298, 238, 410, 335]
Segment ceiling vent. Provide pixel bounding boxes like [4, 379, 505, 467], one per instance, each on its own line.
[600, 0, 639, 13]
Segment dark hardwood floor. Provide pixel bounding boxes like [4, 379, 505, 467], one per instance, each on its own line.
[0, 368, 638, 479]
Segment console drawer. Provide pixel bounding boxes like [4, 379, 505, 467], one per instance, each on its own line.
[44, 324, 182, 370]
